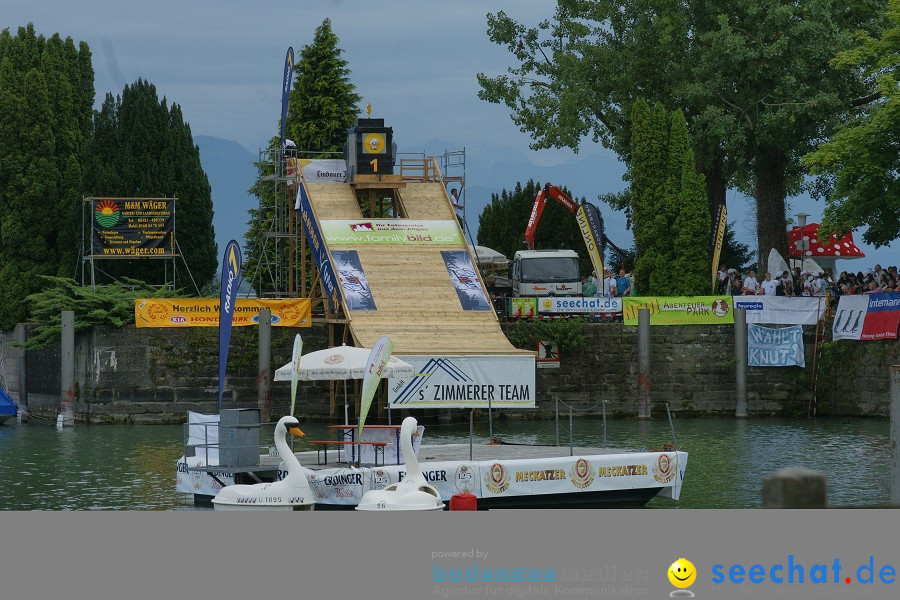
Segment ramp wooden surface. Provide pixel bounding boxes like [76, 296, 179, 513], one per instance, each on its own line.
[305, 182, 527, 356]
[398, 182, 457, 219]
[305, 182, 363, 219]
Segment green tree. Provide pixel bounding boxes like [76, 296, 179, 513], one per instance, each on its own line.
[625, 100, 669, 294]
[0, 24, 94, 329]
[804, 0, 900, 247]
[83, 79, 217, 291]
[286, 18, 362, 153]
[477, 1, 885, 272]
[246, 20, 361, 295]
[477, 180, 600, 276]
[668, 110, 710, 296]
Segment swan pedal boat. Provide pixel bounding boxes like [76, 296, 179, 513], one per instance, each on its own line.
[212, 415, 316, 511]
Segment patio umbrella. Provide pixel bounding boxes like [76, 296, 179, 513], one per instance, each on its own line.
[468, 244, 509, 268]
[274, 344, 415, 424]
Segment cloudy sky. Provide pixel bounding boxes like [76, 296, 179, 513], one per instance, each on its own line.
[6, 0, 895, 271]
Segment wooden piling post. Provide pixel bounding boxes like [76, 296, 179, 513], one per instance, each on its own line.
[762, 466, 827, 508]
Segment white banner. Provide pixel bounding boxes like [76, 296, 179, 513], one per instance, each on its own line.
[388, 355, 536, 408]
[733, 296, 825, 324]
[538, 296, 622, 314]
[480, 452, 686, 500]
[297, 158, 347, 182]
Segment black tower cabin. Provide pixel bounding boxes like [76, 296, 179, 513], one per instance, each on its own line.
[345, 118, 395, 181]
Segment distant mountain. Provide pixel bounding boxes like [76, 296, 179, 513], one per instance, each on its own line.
[194, 135, 258, 262]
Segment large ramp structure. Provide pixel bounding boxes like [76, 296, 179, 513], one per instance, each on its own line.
[301, 177, 526, 356]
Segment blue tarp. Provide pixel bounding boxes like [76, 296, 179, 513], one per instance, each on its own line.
[0, 386, 17, 417]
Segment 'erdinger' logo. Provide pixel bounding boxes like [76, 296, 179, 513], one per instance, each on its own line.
[570, 458, 595, 490]
[483, 463, 510, 494]
[652, 454, 676, 484]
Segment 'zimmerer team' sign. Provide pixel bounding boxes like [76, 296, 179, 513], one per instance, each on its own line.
[388, 355, 535, 409]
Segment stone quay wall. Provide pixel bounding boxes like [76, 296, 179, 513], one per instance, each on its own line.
[3, 322, 896, 424]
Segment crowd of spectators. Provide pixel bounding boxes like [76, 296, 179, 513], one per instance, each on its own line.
[716, 264, 899, 297]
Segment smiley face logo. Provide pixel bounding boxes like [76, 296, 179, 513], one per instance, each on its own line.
[668, 558, 696, 588]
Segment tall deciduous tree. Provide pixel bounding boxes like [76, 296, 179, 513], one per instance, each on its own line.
[84, 79, 217, 290]
[477, 1, 885, 272]
[804, 0, 900, 247]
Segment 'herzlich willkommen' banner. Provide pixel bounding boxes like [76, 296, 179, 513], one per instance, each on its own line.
[748, 324, 805, 367]
[92, 197, 174, 257]
[134, 298, 311, 328]
[832, 293, 900, 341]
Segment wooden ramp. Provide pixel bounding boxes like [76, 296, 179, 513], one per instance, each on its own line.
[305, 182, 527, 356]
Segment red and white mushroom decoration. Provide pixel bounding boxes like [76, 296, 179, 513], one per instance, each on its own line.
[787, 223, 865, 260]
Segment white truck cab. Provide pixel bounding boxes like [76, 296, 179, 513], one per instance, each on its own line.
[511, 249, 582, 297]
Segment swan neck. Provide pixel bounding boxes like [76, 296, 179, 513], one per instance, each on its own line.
[275, 423, 301, 472]
[402, 421, 422, 481]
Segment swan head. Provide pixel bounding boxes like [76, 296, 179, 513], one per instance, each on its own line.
[277, 415, 305, 438]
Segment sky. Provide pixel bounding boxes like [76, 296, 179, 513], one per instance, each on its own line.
[5, 0, 896, 272]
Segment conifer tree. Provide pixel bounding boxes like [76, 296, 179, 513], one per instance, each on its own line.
[286, 18, 362, 152]
[0, 24, 94, 329]
[245, 19, 361, 294]
[83, 79, 217, 290]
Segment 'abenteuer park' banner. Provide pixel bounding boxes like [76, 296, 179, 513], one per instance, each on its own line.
[91, 197, 175, 257]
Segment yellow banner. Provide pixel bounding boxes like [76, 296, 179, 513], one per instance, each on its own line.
[623, 296, 734, 325]
[134, 299, 311, 328]
[711, 204, 727, 293]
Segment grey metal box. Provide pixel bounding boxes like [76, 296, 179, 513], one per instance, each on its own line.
[220, 408, 260, 467]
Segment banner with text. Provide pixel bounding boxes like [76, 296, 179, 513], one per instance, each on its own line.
[297, 182, 341, 312]
[441, 250, 491, 311]
[92, 197, 174, 257]
[733, 296, 825, 325]
[623, 296, 733, 325]
[389, 355, 535, 409]
[832, 292, 900, 341]
[539, 296, 622, 314]
[331, 250, 376, 310]
[478, 452, 686, 500]
[748, 324, 805, 367]
[288, 158, 347, 183]
[321, 219, 463, 245]
[135, 299, 311, 328]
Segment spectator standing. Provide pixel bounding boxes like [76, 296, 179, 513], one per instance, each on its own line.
[603, 270, 618, 297]
[582, 275, 597, 298]
[616, 267, 632, 297]
[761, 273, 779, 296]
[742, 270, 759, 295]
[810, 273, 826, 297]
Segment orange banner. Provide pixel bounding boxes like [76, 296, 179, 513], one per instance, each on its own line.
[134, 299, 311, 328]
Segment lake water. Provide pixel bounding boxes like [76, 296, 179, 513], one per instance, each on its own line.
[0, 416, 890, 510]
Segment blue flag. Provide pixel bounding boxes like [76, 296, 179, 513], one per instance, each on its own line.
[218, 240, 243, 410]
[280, 47, 294, 150]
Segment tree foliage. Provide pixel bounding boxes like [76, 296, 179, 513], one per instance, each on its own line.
[477, 179, 602, 276]
[804, 0, 900, 247]
[83, 78, 217, 291]
[0, 24, 94, 330]
[286, 18, 362, 153]
[24, 276, 185, 349]
[245, 19, 361, 294]
[477, 1, 886, 271]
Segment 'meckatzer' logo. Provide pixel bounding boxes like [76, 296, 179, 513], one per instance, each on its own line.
[483, 463, 510, 494]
